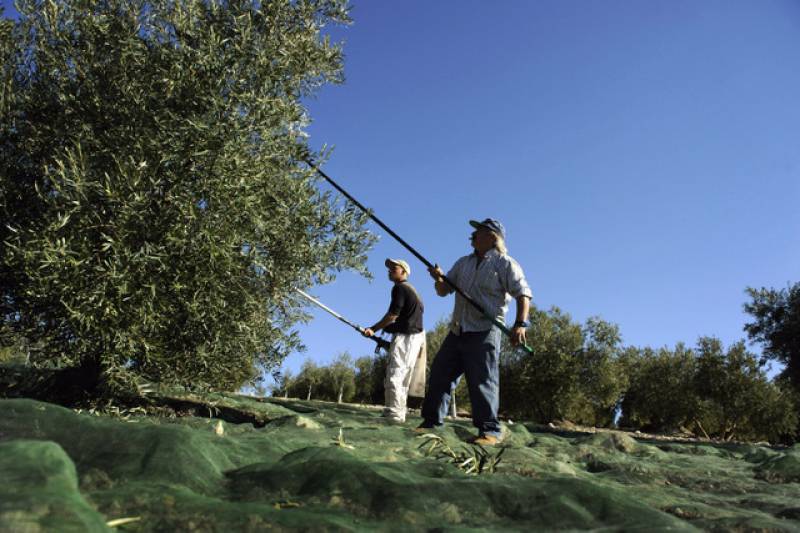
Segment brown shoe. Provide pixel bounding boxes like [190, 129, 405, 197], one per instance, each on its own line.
[470, 434, 500, 446]
[413, 424, 441, 434]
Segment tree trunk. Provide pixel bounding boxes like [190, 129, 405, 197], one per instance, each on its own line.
[450, 391, 457, 419]
[45, 358, 105, 407]
[693, 419, 711, 440]
[306, 386, 312, 401]
[337, 385, 343, 404]
[725, 422, 737, 442]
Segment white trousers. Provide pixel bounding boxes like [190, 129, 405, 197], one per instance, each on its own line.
[384, 331, 426, 421]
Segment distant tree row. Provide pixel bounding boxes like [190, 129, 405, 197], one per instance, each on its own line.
[270, 319, 465, 409]
[271, 282, 800, 443]
[496, 304, 798, 443]
[619, 339, 796, 442]
[271, 352, 387, 406]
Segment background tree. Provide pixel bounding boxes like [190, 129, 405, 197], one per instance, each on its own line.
[618, 337, 795, 442]
[352, 353, 386, 405]
[0, 0, 373, 397]
[353, 355, 374, 403]
[500, 306, 583, 423]
[618, 344, 698, 433]
[747, 378, 798, 444]
[293, 360, 323, 401]
[500, 306, 625, 426]
[325, 352, 356, 403]
[269, 369, 295, 399]
[694, 337, 745, 440]
[693, 337, 796, 442]
[744, 283, 800, 390]
[568, 317, 627, 427]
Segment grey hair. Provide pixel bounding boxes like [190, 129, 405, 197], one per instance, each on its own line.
[494, 234, 507, 255]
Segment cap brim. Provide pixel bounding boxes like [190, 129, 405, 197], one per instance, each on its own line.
[385, 258, 409, 275]
[469, 220, 484, 230]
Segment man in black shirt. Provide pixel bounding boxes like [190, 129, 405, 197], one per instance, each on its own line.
[363, 258, 426, 422]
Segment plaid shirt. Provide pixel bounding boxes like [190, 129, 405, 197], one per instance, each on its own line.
[443, 248, 532, 334]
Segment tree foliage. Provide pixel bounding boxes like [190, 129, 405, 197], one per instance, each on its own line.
[0, 0, 373, 392]
[744, 283, 800, 390]
[620, 338, 796, 442]
[352, 354, 385, 405]
[694, 338, 796, 442]
[618, 344, 698, 433]
[279, 354, 357, 403]
[291, 359, 323, 401]
[269, 368, 294, 399]
[321, 351, 355, 403]
[571, 317, 628, 426]
[500, 306, 626, 426]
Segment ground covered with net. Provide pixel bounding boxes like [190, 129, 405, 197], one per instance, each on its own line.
[1, 393, 799, 531]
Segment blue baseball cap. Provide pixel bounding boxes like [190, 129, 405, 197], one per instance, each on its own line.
[469, 218, 506, 239]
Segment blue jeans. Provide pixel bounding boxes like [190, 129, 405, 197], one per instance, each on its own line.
[421, 328, 502, 437]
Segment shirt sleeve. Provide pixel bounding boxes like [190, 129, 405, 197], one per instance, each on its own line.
[443, 257, 465, 295]
[502, 257, 532, 299]
[388, 284, 407, 315]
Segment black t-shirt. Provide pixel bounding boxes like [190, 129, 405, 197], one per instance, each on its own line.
[384, 281, 424, 334]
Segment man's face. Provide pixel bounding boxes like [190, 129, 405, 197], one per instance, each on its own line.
[470, 227, 495, 253]
[387, 264, 406, 282]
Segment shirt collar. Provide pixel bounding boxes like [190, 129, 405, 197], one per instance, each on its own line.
[472, 248, 501, 260]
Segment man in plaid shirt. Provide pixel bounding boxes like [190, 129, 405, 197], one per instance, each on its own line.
[420, 218, 532, 445]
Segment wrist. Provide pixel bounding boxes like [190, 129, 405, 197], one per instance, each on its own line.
[513, 320, 529, 328]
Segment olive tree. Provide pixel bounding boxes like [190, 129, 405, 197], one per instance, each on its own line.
[293, 359, 323, 401]
[352, 353, 387, 405]
[500, 306, 626, 425]
[693, 337, 797, 442]
[620, 338, 796, 442]
[323, 351, 356, 403]
[617, 344, 699, 432]
[0, 0, 373, 395]
[744, 283, 800, 390]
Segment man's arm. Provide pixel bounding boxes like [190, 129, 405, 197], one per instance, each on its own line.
[428, 264, 454, 297]
[363, 285, 404, 337]
[501, 256, 532, 347]
[510, 295, 531, 346]
[362, 312, 399, 337]
[514, 295, 530, 324]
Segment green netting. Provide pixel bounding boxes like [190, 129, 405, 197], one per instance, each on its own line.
[1, 396, 800, 531]
[755, 453, 800, 484]
[0, 439, 109, 532]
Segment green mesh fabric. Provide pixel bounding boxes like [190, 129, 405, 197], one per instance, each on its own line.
[0, 439, 109, 532]
[1, 396, 799, 531]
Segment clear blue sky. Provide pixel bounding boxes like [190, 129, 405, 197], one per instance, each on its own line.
[293, 1, 800, 380]
[4, 1, 799, 382]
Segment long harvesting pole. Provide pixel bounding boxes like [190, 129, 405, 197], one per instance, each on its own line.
[294, 288, 391, 353]
[305, 159, 533, 354]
